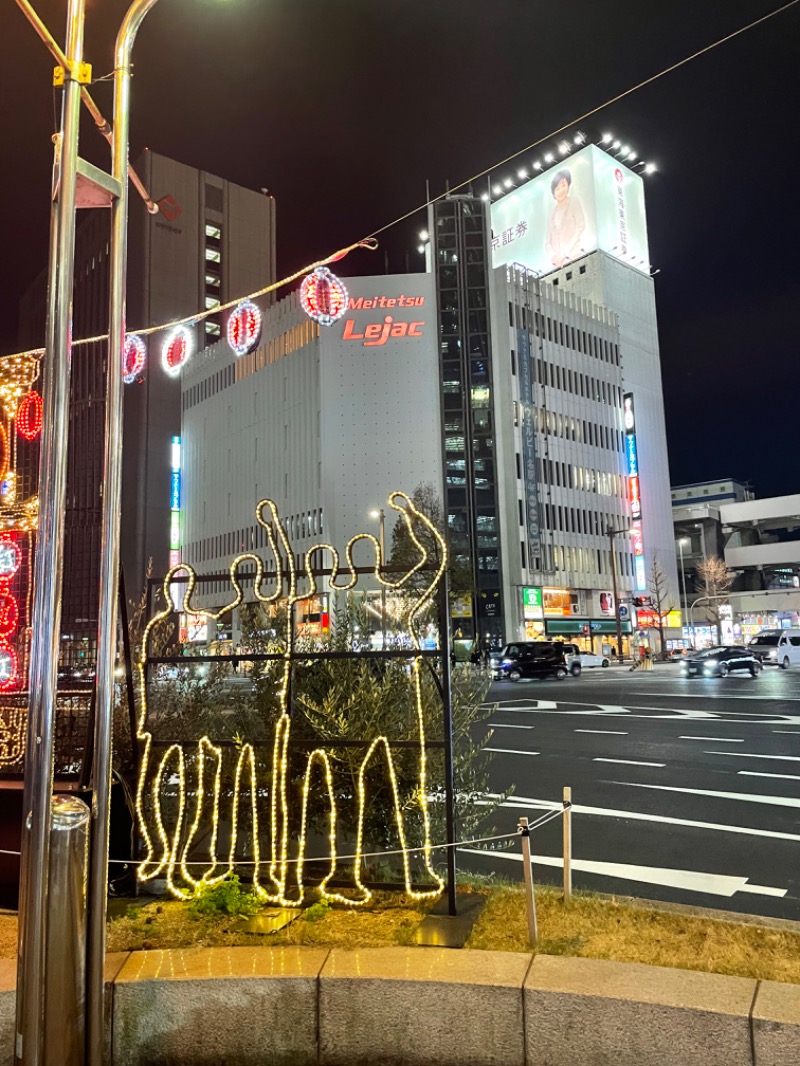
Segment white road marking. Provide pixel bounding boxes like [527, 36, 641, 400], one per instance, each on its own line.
[739, 771, 800, 782]
[594, 758, 665, 768]
[615, 780, 800, 810]
[458, 849, 786, 898]
[484, 748, 539, 757]
[706, 751, 800, 762]
[575, 729, 629, 735]
[631, 691, 800, 702]
[495, 699, 800, 723]
[773, 730, 800, 734]
[487, 723, 535, 730]
[679, 736, 744, 742]
[484, 793, 800, 844]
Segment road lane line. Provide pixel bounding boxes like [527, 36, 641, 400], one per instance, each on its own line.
[631, 691, 800, 702]
[484, 793, 800, 843]
[680, 736, 744, 742]
[614, 780, 800, 810]
[485, 748, 540, 756]
[575, 729, 629, 735]
[773, 730, 800, 734]
[706, 751, 800, 762]
[739, 771, 800, 781]
[487, 723, 535, 730]
[458, 849, 786, 898]
[594, 758, 665, 767]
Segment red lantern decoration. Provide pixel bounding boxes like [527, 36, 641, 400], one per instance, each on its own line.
[123, 334, 147, 384]
[0, 641, 18, 691]
[299, 267, 348, 326]
[162, 326, 192, 377]
[227, 300, 262, 357]
[17, 390, 43, 441]
[0, 592, 19, 640]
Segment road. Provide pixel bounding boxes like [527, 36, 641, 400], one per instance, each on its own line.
[460, 662, 800, 920]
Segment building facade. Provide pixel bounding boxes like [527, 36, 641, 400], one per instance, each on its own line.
[180, 273, 442, 626]
[18, 151, 276, 660]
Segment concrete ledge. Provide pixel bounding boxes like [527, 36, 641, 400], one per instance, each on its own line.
[752, 979, 800, 1065]
[112, 945, 329, 1066]
[524, 955, 756, 1066]
[319, 946, 531, 1066]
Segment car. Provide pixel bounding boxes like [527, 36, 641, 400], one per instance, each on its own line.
[680, 646, 762, 679]
[748, 629, 800, 669]
[491, 641, 571, 682]
[560, 643, 610, 669]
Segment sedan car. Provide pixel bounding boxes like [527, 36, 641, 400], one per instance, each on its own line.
[680, 646, 762, 679]
[491, 641, 570, 681]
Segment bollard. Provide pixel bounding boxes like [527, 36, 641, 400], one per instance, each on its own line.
[518, 817, 538, 948]
[562, 787, 572, 900]
[44, 794, 91, 1066]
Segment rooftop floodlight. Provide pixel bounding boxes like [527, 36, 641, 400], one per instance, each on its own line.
[518, 168, 528, 179]
[574, 132, 586, 145]
[533, 160, 543, 170]
[419, 229, 429, 241]
[620, 145, 630, 155]
[601, 132, 612, 143]
[627, 150, 637, 160]
[644, 163, 657, 174]
[417, 245, 425, 254]
[481, 192, 489, 201]
[613, 140, 621, 149]
[492, 184, 503, 195]
[544, 152, 554, 163]
[503, 177, 513, 188]
[558, 140, 571, 155]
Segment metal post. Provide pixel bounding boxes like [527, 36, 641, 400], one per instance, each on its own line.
[678, 538, 689, 642]
[518, 817, 538, 947]
[44, 796, 91, 1066]
[608, 527, 624, 662]
[438, 573, 457, 916]
[379, 509, 387, 650]
[86, 4, 160, 1065]
[562, 787, 572, 901]
[15, 0, 85, 1060]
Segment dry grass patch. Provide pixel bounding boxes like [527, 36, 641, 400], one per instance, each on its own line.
[0, 914, 16, 960]
[467, 885, 800, 984]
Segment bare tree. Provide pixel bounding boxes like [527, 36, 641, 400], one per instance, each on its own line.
[648, 554, 675, 660]
[696, 555, 734, 644]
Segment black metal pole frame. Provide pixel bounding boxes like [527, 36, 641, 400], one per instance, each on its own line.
[438, 572, 457, 916]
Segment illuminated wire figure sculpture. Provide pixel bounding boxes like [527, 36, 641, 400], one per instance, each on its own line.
[135, 491, 448, 905]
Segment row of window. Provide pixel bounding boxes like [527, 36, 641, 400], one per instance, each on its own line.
[510, 301, 620, 366]
[534, 357, 621, 408]
[539, 498, 622, 538]
[532, 543, 634, 579]
[204, 221, 222, 344]
[537, 456, 624, 499]
[534, 405, 625, 456]
[182, 363, 236, 411]
[186, 508, 325, 567]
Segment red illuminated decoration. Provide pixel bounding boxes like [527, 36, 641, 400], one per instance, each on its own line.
[123, 334, 147, 384]
[0, 425, 7, 486]
[162, 326, 193, 378]
[227, 299, 262, 357]
[16, 391, 44, 441]
[299, 267, 348, 327]
[0, 535, 21, 691]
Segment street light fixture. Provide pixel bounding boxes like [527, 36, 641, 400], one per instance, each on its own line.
[370, 509, 387, 649]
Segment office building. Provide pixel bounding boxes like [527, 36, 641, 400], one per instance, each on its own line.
[18, 151, 276, 660]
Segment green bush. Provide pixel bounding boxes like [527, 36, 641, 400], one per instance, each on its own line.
[188, 875, 262, 918]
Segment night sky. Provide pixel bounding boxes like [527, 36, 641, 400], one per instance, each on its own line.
[1, 0, 797, 496]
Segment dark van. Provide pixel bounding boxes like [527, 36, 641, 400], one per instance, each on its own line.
[490, 641, 571, 682]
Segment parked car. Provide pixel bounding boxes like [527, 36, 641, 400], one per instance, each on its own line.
[491, 641, 571, 681]
[748, 629, 800, 669]
[680, 646, 762, 679]
[560, 643, 610, 670]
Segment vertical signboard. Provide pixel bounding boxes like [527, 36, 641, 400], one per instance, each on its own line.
[623, 395, 646, 592]
[516, 329, 541, 564]
[169, 435, 181, 609]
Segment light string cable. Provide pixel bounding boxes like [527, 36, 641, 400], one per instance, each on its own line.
[3, 0, 796, 364]
[365, 0, 800, 240]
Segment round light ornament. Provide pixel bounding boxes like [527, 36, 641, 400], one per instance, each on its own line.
[227, 300, 262, 357]
[162, 326, 192, 377]
[299, 267, 348, 327]
[0, 539, 21, 579]
[123, 334, 147, 384]
[16, 390, 43, 441]
[0, 644, 18, 690]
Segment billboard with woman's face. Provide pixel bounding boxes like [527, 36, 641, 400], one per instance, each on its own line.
[490, 145, 650, 276]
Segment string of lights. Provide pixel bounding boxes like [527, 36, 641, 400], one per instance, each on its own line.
[134, 491, 451, 905]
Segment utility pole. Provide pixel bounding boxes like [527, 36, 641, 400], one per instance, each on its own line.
[607, 525, 629, 662]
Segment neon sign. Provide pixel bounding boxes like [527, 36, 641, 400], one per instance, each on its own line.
[624, 392, 646, 592]
[0, 535, 21, 691]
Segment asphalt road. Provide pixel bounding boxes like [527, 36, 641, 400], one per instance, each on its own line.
[460, 662, 800, 920]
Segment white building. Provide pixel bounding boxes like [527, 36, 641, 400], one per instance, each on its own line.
[180, 272, 442, 615]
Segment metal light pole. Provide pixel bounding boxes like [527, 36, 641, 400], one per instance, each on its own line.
[370, 508, 387, 649]
[607, 525, 629, 662]
[677, 537, 689, 643]
[86, 4, 161, 1065]
[15, 0, 86, 1059]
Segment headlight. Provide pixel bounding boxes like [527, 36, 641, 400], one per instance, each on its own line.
[770, 650, 778, 660]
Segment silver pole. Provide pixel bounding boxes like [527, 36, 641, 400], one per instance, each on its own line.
[15, 0, 85, 1060]
[518, 817, 538, 948]
[85, 4, 161, 1064]
[678, 539, 689, 641]
[562, 787, 572, 901]
[44, 796, 90, 1066]
[379, 509, 386, 649]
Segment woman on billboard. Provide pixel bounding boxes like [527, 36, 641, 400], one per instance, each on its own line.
[545, 169, 586, 268]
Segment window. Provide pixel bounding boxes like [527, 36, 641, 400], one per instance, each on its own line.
[205, 223, 221, 239]
[579, 265, 586, 274]
[204, 248, 221, 263]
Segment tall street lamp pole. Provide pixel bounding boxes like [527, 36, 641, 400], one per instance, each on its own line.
[677, 537, 689, 644]
[371, 509, 387, 649]
[15, 0, 87, 1060]
[607, 524, 629, 663]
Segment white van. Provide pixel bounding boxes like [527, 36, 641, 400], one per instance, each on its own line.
[748, 629, 800, 669]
